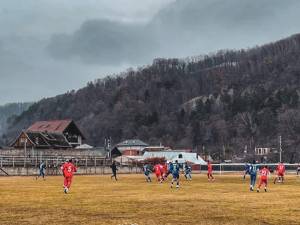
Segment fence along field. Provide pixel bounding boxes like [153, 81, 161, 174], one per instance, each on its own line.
[0, 174, 300, 225]
[1, 155, 300, 176]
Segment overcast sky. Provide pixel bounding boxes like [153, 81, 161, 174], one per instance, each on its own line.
[0, 0, 300, 105]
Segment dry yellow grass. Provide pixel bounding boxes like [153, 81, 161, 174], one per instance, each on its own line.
[0, 174, 300, 225]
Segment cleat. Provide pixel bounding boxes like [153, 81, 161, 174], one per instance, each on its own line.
[257, 189, 260, 193]
[64, 187, 69, 194]
[265, 189, 267, 192]
[176, 185, 179, 188]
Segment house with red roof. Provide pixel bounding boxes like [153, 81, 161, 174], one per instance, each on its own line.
[11, 119, 85, 149]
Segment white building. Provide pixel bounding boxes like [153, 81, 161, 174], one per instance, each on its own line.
[143, 151, 207, 165]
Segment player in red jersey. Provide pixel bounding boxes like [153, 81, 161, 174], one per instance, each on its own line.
[257, 165, 270, 192]
[162, 163, 168, 180]
[273, 162, 285, 184]
[159, 163, 166, 180]
[154, 164, 163, 183]
[207, 161, 214, 181]
[61, 159, 77, 194]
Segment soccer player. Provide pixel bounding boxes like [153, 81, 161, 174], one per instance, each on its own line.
[110, 161, 118, 181]
[273, 162, 285, 184]
[207, 161, 214, 181]
[297, 163, 300, 176]
[159, 163, 165, 180]
[143, 164, 152, 182]
[164, 161, 173, 179]
[243, 162, 251, 180]
[36, 161, 46, 180]
[249, 160, 258, 191]
[162, 163, 168, 180]
[154, 164, 163, 183]
[171, 160, 180, 188]
[184, 162, 192, 180]
[257, 165, 270, 192]
[61, 159, 77, 194]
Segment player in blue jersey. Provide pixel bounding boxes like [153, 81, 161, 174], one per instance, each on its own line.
[164, 161, 173, 179]
[184, 162, 192, 180]
[249, 160, 258, 191]
[171, 160, 180, 188]
[143, 164, 152, 182]
[36, 161, 46, 180]
[243, 162, 251, 180]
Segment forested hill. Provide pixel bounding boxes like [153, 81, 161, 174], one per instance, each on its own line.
[4, 34, 300, 161]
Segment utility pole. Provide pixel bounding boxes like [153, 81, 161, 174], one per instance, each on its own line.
[24, 139, 27, 168]
[279, 135, 282, 162]
[105, 137, 111, 159]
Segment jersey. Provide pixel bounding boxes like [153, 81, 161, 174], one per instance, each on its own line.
[162, 164, 167, 174]
[207, 163, 213, 173]
[277, 164, 285, 174]
[39, 162, 46, 171]
[110, 163, 117, 172]
[143, 165, 151, 175]
[62, 162, 77, 177]
[184, 165, 191, 173]
[168, 163, 174, 173]
[259, 168, 270, 179]
[159, 164, 164, 174]
[245, 163, 250, 173]
[154, 165, 161, 175]
[249, 164, 258, 175]
[172, 163, 180, 175]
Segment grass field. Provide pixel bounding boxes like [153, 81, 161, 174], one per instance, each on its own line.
[0, 174, 300, 225]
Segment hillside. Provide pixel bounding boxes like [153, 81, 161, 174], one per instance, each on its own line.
[4, 34, 300, 162]
[0, 102, 32, 144]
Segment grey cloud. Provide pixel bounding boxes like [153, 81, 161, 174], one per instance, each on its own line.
[47, 20, 157, 65]
[0, 34, 128, 104]
[0, 0, 171, 104]
[47, 0, 300, 64]
[149, 0, 300, 57]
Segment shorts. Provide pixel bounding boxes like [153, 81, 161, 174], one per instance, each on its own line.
[277, 172, 284, 177]
[155, 173, 161, 177]
[172, 173, 179, 179]
[260, 177, 268, 185]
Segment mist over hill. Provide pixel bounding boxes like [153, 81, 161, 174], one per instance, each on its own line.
[3, 34, 300, 162]
[0, 102, 32, 145]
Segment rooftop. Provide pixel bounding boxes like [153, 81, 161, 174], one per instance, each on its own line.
[27, 119, 73, 133]
[116, 139, 149, 147]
